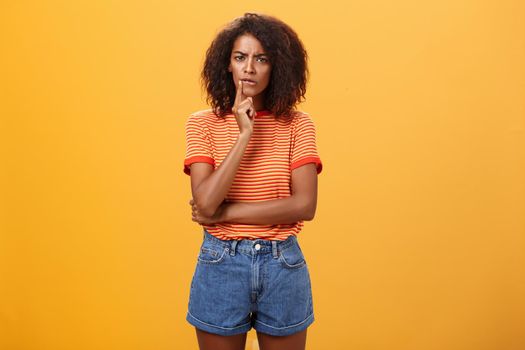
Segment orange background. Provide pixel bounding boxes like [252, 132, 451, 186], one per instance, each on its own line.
[1, 1, 524, 349]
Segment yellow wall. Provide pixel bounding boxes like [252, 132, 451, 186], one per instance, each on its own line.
[1, 1, 524, 349]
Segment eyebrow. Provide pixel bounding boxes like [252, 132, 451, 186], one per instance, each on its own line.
[233, 51, 268, 57]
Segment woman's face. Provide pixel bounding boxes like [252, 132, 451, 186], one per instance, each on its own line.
[228, 33, 272, 103]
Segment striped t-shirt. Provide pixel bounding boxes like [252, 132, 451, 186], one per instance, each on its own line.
[183, 108, 322, 241]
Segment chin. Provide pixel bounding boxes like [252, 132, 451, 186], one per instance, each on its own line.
[241, 90, 257, 97]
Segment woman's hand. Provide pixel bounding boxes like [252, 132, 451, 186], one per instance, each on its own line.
[231, 80, 255, 135]
[189, 198, 228, 225]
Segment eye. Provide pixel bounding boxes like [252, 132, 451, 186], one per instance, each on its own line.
[257, 57, 268, 63]
[234, 56, 244, 61]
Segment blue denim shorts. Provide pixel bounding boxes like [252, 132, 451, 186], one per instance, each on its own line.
[186, 228, 314, 337]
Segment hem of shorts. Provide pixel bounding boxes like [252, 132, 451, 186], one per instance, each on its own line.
[253, 313, 314, 336]
[186, 311, 252, 336]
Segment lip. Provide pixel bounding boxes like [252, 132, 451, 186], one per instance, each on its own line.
[241, 79, 256, 85]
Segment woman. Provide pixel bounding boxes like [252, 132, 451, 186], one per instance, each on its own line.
[183, 13, 322, 350]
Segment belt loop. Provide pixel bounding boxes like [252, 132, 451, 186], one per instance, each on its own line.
[272, 241, 279, 259]
[230, 240, 238, 256]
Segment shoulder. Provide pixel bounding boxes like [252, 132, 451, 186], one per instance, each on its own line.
[188, 108, 215, 120]
[186, 108, 221, 126]
[290, 110, 316, 127]
[190, 108, 215, 118]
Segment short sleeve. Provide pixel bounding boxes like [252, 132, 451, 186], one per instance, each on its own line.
[183, 114, 215, 175]
[290, 114, 323, 174]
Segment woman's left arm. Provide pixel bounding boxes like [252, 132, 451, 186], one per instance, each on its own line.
[191, 163, 318, 225]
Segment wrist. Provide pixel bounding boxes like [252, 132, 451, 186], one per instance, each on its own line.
[239, 130, 252, 140]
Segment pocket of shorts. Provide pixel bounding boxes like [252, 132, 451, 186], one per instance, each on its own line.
[197, 244, 228, 264]
[279, 243, 306, 269]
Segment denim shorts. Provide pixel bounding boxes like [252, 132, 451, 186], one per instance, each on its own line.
[186, 228, 314, 337]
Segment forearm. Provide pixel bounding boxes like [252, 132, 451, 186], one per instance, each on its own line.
[193, 132, 251, 216]
[221, 195, 312, 225]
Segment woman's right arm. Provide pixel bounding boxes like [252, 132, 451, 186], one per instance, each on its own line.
[190, 80, 255, 217]
[190, 131, 251, 217]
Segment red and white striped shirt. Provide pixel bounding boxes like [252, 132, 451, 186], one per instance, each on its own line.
[183, 109, 322, 240]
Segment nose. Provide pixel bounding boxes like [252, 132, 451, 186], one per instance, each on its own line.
[244, 57, 255, 74]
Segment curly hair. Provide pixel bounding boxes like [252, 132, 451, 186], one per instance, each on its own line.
[201, 13, 309, 118]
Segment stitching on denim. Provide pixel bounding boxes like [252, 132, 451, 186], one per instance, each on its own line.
[197, 246, 227, 264]
[201, 247, 218, 258]
[254, 313, 314, 330]
[279, 245, 306, 268]
[187, 311, 251, 331]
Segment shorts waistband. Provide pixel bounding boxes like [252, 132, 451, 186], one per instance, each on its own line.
[202, 229, 297, 259]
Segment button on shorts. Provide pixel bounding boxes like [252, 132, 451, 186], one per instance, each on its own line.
[186, 228, 315, 336]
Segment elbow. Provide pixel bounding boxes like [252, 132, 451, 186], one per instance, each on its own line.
[303, 210, 316, 221]
[295, 194, 317, 221]
[302, 202, 317, 221]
